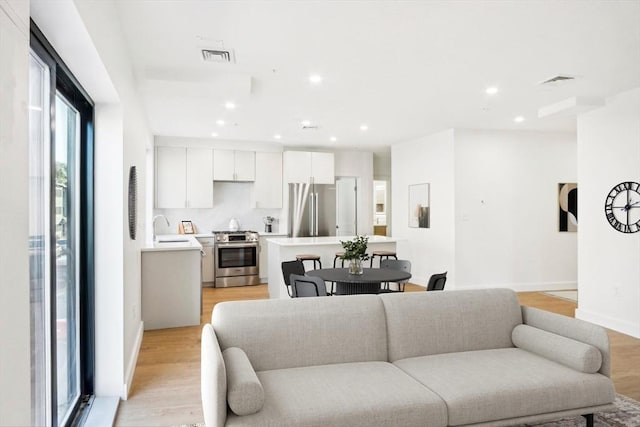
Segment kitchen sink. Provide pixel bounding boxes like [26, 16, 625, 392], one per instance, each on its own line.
[157, 237, 190, 243]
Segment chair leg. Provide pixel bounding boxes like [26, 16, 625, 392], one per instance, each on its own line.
[582, 414, 593, 427]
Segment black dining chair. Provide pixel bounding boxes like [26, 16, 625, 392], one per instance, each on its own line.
[379, 259, 411, 293]
[289, 274, 328, 297]
[281, 260, 305, 297]
[426, 271, 447, 291]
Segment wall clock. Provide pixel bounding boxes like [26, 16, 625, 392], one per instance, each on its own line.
[604, 181, 640, 233]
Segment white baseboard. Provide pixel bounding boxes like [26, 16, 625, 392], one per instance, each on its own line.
[453, 281, 577, 292]
[575, 308, 640, 339]
[122, 321, 144, 400]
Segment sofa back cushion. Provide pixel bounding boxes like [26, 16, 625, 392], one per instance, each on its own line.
[212, 295, 388, 371]
[381, 289, 522, 362]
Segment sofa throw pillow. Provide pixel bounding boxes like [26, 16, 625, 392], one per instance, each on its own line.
[222, 347, 265, 415]
[512, 324, 602, 373]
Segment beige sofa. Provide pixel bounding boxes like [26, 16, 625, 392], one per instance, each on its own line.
[201, 289, 615, 427]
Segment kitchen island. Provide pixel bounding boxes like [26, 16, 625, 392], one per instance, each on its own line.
[141, 235, 202, 329]
[266, 235, 400, 298]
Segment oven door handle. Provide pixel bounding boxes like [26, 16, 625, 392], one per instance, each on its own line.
[216, 243, 258, 248]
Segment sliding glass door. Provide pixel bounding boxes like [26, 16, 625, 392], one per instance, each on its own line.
[29, 23, 94, 427]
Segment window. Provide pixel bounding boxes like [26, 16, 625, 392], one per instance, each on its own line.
[29, 22, 95, 427]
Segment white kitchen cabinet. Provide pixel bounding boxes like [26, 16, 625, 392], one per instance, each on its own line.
[197, 237, 215, 285]
[253, 152, 283, 208]
[311, 152, 335, 184]
[156, 146, 213, 208]
[142, 248, 201, 330]
[186, 148, 214, 207]
[283, 151, 334, 184]
[213, 149, 255, 181]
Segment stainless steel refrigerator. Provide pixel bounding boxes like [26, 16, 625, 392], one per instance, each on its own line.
[288, 183, 336, 237]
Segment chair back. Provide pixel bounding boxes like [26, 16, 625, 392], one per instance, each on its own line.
[289, 274, 328, 297]
[426, 271, 447, 291]
[380, 259, 411, 275]
[281, 260, 305, 297]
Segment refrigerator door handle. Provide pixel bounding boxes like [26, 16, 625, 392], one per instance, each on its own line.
[314, 193, 319, 236]
[309, 192, 315, 236]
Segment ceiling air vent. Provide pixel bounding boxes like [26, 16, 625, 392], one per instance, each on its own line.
[201, 49, 235, 63]
[302, 125, 319, 130]
[539, 75, 576, 85]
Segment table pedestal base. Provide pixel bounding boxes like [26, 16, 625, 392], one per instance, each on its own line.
[335, 281, 380, 295]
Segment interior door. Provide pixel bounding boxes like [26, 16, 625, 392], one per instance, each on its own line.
[336, 177, 357, 236]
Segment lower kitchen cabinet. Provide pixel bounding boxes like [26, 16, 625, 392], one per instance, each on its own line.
[141, 248, 201, 330]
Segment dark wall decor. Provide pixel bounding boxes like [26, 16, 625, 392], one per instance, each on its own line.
[128, 166, 137, 240]
[558, 183, 578, 232]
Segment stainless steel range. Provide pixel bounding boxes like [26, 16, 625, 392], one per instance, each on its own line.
[213, 230, 260, 287]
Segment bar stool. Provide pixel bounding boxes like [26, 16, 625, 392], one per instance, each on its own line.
[370, 250, 398, 267]
[296, 254, 322, 270]
[333, 252, 346, 268]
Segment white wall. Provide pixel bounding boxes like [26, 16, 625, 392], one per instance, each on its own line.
[454, 130, 577, 291]
[33, 0, 153, 398]
[576, 88, 640, 338]
[391, 130, 456, 285]
[0, 1, 31, 424]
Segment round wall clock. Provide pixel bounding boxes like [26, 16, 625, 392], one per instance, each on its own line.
[604, 181, 640, 233]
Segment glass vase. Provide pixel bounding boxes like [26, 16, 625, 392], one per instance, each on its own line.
[348, 258, 364, 275]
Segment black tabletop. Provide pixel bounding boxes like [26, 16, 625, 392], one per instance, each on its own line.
[307, 268, 411, 284]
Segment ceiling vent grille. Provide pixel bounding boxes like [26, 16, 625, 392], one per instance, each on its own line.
[302, 125, 319, 130]
[540, 75, 576, 85]
[201, 49, 235, 63]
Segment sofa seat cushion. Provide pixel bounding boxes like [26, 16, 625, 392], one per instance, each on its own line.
[394, 348, 615, 426]
[226, 361, 447, 427]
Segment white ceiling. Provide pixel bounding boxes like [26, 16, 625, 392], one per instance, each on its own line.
[114, 0, 640, 150]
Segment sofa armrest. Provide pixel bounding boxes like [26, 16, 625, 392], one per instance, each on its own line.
[521, 305, 611, 377]
[201, 324, 227, 427]
[513, 324, 602, 373]
[223, 347, 264, 415]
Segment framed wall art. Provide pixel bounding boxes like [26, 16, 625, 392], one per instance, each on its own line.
[409, 183, 430, 228]
[181, 220, 195, 234]
[558, 183, 577, 232]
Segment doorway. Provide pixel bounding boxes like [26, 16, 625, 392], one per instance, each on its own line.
[335, 177, 357, 236]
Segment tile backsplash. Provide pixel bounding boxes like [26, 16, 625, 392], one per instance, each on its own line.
[153, 182, 283, 234]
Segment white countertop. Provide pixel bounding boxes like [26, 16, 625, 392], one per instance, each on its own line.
[266, 235, 400, 246]
[142, 235, 203, 252]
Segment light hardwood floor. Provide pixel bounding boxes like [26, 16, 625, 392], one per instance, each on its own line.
[114, 285, 640, 426]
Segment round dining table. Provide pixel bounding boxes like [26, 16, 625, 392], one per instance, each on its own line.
[307, 268, 411, 295]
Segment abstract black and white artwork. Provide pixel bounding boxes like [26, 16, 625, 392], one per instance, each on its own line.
[558, 183, 578, 232]
[409, 183, 430, 228]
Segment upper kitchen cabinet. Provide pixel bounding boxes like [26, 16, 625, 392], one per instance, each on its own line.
[283, 151, 335, 184]
[156, 146, 213, 208]
[213, 149, 255, 181]
[253, 152, 283, 208]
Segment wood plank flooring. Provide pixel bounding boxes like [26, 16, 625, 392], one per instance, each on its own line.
[114, 285, 640, 426]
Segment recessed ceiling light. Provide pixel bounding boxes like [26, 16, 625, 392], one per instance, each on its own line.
[224, 101, 236, 110]
[301, 120, 311, 127]
[211, 132, 218, 137]
[360, 124, 369, 131]
[486, 86, 499, 95]
[514, 116, 525, 123]
[308, 74, 323, 84]
[329, 136, 337, 142]
[273, 134, 282, 140]
[216, 119, 225, 126]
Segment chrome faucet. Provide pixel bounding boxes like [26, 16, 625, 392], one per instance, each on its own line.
[152, 214, 170, 241]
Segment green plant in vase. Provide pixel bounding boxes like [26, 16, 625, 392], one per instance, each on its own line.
[340, 235, 369, 275]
